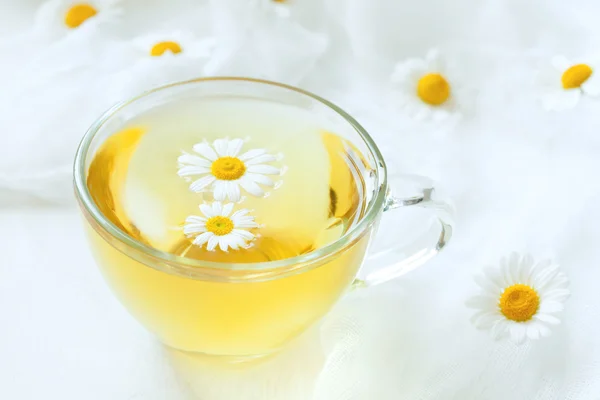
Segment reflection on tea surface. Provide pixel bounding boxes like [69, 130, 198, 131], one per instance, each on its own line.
[85, 98, 372, 355]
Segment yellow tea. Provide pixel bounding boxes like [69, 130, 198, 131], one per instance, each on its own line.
[85, 97, 372, 355]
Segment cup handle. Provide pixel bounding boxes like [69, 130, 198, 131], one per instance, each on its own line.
[354, 174, 455, 288]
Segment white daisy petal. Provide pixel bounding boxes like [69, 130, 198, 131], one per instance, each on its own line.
[212, 201, 223, 216]
[230, 209, 250, 220]
[183, 223, 206, 235]
[490, 321, 508, 340]
[245, 154, 278, 165]
[185, 216, 207, 224]
[245, 173, 275, 187]
[545, 289, 571, 302]
[233, 229, 255, 240]
[534, 314, 561, 325]
[218, 237, 230, 252]
[189, 175, 216, 192]
[200, 204, 214, 218]
[537, 323, 552, 337]
[226, 181, 241, 202]
[240, 177, 265, 197]
[539, 301, 565, 313]
[551, 55, 572, 70]
[234, 220, 260, 229]
[465, 295, 497, 309]
[178, 165, 210, 177]
[510, 324, 528, 345]
[226, 138, 245, 157]
[193, 232, 213, 246]
[213, 181, 229, 201]
[471, 312, 500, 329]
[222, 202, 235, 217]
[247, 164, 281, 175]
[527, 324, 541, 340]
[213, 138, 228, 157]
[207, 235, 219, 251]
[239, 148, 268, 161]
[193, 142, 218, 161]
[178, 154, 212, 167]
[473, 272, 501, 293]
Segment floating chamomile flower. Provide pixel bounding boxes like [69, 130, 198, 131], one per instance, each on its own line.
[34, 0, 122, 38]
[132, 31, 215, 60]
[178, 138, 282, 202]
[535, 55, 600, 111]
[184, 202, 260, 252]
[467, 253, 570, 345]
[391, 49, 461, 121]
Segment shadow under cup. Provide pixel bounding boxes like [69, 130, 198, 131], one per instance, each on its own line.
[73, 77, 388, 358]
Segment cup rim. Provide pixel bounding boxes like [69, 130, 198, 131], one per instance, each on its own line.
[73, 77, 387, 272]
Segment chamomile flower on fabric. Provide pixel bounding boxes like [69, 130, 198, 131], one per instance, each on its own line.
[391, 49, 461, 121]
[183, 202, 260, 252]
[178, 138, 282, 202]
[467, 253, 570, 345]
[33, 0, 122, 39]
[132, 31, 215, 60]
[535, 55, 600, 111]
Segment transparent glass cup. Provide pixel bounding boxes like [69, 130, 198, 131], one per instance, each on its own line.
[73, 77, 454, 359]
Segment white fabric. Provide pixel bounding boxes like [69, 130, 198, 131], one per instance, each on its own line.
[2, 0, 600, 398]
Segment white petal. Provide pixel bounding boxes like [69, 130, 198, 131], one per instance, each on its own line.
[490, 321, 508, 340]
[465, 295, 497, 309]
[247, 164, 281, 175]
[226, 181, 241, 202]
[527, 324, 541, 340]
[207, 235, 219, 251]
[509, 252, 521, 283]
[240, 177, 265, 197]
[185, 216, 207, 224]
[221, 203, 235, 217]
[213, 138, 229, 157]
[510, 324, 528, 345]
[536, 322, 552, 337]
[183, 223, 206, 235]
[178, 165, 210, 177]
[226, 138, 244, 157]
[193, 142, 218, 161]
[239, 148, 267, 161]
[230, 209, 250, 220]
[218, 236, 231, 252]
[212, 201, 223, 216]
[233, 229, 255, 240]
[189, 175, 215, 192]
[200, 204, 214, 218]
[227, 235, 242, 250]
[471, 312, 501, 329]
[474, 270, 502, 293]
[245, 173, 275, 187]
[539, 301, 564, 313]
[534, 313, 561, 325]
[178, 154, 211, 167]
[193, 232, 213, 246]
[245, 154, 277, 165]
[213, 181, 228, 201]
[581, 72, 600, 96]
[545, 289, 571, 302]
[234, 220, 259, 229]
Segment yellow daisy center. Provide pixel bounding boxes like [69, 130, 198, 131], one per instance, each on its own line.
[499, 284, 540, 322]
[64, 3, 98, 29]
[417, 73, 451, 106]
[206, 216, 234, 236]
[561, 64, 593, 89]
[150, 41, 183, 57]
[211, 157, 246, 180]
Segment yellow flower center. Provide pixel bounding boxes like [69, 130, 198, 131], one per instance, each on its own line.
[499, 284, 540, 322]
[561, 64, 593, 89]
[64, 3, 98, 29]
[150, 41, 183, 57]
[211, 157, 246, 180]
[206, 216, 234, 236]
[417, 73, 451, 106]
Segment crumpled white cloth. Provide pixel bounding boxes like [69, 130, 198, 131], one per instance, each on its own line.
[2, 0, 600, 399]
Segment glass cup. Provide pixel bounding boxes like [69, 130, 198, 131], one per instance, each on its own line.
[73, 77, 454, 359]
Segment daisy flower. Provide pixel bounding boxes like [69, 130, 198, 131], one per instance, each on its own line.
[132, 31, 215, 60]
[178, 138, 282, 202]
[33, 0, 122, 39]
[183, 202, 260, 252]
[391, 49, 461, 121]
[535, 55, 600, 111]
[467, 253, 570, 345]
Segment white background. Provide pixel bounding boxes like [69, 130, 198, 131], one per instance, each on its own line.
[2, 0, 600, 399]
